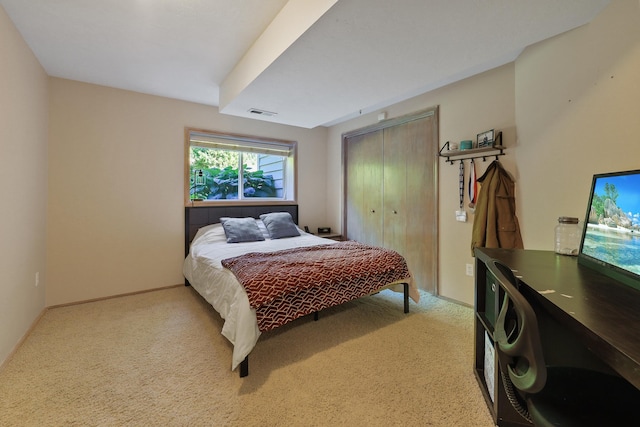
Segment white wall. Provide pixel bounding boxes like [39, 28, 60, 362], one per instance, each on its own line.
[515, 0, 640, 249]
[47, 79, 328, 306]
[0, 6, 49, 364]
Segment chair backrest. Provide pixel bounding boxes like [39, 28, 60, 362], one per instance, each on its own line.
[486, 259, 547, 394]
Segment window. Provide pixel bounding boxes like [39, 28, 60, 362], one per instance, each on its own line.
[185, 128, 296, 205]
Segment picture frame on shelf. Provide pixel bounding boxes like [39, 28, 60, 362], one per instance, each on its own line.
[477, 129, 495, 148]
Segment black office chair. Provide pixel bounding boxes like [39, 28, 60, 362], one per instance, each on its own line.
[486, 259, 640, 427]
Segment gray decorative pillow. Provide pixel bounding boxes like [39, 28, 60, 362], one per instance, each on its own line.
[259, 212, 300, 239]
[220, 217, 265, 243]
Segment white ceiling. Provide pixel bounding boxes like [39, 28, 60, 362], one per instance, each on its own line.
[1, 0, 610, 129]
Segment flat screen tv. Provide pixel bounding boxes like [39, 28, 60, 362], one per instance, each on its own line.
[578, 169, 640, 292]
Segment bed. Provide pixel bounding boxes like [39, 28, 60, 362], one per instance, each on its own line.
[183, 204, 419, 377]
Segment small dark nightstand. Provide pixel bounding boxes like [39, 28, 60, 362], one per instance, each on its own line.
[317, 233, 343, 241]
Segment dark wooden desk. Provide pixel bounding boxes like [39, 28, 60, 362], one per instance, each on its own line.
[474, 248, 640, 426]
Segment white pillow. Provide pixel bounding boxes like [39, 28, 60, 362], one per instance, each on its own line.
[191, 223, 226, 247]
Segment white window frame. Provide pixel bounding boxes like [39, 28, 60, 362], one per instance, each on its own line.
[184, 128, 297, 206]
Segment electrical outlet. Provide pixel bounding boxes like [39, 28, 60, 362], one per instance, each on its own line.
[35, 272, 39, 287]
[465, 264, 474, 277]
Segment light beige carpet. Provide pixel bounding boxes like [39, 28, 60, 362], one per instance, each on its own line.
[0, 286, 494, 426]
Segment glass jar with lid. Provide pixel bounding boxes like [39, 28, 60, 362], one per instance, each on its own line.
[555, 217, 581, 256]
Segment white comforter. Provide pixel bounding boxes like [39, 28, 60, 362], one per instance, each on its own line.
[183, 223, 336, 370]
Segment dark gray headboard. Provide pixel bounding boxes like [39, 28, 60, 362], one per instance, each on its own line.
[184, 204, 299, 256]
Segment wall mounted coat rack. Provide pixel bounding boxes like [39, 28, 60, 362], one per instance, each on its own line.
[439, 131, 504, 164]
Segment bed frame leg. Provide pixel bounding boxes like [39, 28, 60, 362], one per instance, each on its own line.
[314, 311, 319, 321]
[403, 283, 409, 314]
[240, 356, 249, 377]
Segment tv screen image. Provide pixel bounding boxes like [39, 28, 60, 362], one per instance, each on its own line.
[578, 169, 640, 291]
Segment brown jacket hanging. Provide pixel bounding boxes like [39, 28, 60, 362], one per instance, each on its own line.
[471, 160, 523, 256]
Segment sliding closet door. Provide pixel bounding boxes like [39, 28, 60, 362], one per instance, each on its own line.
[346, 130, 383, 247]
[384, 116, 437, 294]
[343, 107, 438, 294]
[382, 125, 406, 253]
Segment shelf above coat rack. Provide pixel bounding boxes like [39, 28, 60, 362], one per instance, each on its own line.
[439, 131, 505, 164]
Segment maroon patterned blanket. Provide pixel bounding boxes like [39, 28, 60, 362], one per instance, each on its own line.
[221, 241, 411, 332]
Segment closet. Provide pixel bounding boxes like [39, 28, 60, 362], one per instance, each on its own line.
[343, 107, 438, 294]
